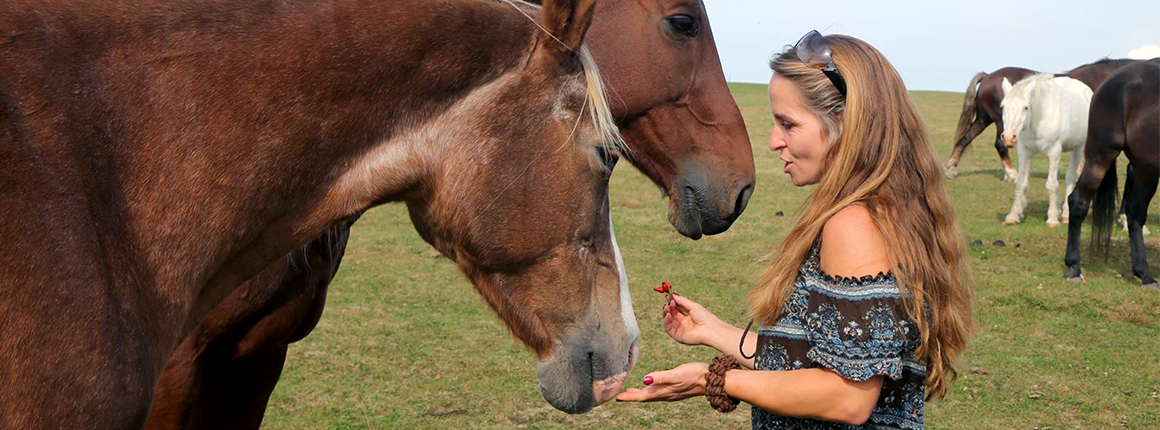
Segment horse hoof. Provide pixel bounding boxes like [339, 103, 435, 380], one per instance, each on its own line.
[946, 171, 958, 180]
[1067, 276, 1085, 284]
[1004, 218, 1019, 226]
[1144, 282, 1160, 291]
[1046, 221, 1061, 228]
[1061, 217, 1069, 225]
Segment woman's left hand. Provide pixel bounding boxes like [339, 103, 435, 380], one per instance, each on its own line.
[615, 362, 709, 402]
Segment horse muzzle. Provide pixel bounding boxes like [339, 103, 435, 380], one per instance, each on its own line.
[536, 337, 638, 413]
[669, 163, 754, 240]
[1001, 131, 1018, 148]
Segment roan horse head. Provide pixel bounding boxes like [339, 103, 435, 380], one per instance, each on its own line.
[384, 0, 638, 414]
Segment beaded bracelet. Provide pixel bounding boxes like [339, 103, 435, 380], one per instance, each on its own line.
[706, 354, 742, 412]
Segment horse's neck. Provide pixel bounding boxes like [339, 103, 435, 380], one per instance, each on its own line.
[17, 0, 536, 351]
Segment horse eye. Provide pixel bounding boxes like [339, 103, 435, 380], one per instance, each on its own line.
[665, 14, 698, 37]
[1023, 106, 1029, 111]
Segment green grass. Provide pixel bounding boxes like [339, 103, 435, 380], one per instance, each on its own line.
[263, 84, 1160, 429]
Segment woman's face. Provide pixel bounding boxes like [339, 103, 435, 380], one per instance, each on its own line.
[768, 74, 829, 187]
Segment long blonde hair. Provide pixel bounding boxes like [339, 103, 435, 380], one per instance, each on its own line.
[750, 35, 973, 400]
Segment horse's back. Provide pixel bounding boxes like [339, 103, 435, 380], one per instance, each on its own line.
[1107, 61, 1160, 170]
[1051, 76, 1094, 149]
[1085, 61, 1159, 167]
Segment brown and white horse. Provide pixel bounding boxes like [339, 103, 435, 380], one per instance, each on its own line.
[0, 0, 638, 427]
[144, 0, 756, 427]
[944, 67, 1037, 181]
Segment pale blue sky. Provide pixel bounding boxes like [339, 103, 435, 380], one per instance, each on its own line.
[703, 0, 1160, 91]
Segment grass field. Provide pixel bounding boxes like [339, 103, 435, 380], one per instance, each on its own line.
[262, 83, 1160, 429]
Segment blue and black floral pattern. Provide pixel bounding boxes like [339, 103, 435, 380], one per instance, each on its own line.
[752, 244, 925, 430]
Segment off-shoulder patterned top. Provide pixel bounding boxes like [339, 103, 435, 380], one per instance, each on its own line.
[752, 243, 925, 430]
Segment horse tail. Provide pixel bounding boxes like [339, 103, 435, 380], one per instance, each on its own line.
[1090, 158, 1118, 258]
[951, 72, 987, 145]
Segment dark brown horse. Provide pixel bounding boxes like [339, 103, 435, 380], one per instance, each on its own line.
[144, 0, 755, 427]
[1061, 58, 1142, 91]
[943, 67, 1037, 181]
[944, 59, 1143, 181]
[0, 0, 640, 427]
[1065, 59, 1159, 289]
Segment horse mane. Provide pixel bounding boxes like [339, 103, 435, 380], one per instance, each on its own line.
[498, 0, 625, 165]
[1015, 73, 1057, 93]
[579, 46, 627, 161]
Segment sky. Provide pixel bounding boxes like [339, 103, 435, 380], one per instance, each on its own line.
[703, 0, 1160, 91]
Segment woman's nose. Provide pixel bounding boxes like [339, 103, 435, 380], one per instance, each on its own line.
[769, 130, 786, 152]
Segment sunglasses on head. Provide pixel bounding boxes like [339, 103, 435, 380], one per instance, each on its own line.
[794, 30, 847, 98]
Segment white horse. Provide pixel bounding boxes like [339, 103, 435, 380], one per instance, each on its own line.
[1000, 74, 1093, 226]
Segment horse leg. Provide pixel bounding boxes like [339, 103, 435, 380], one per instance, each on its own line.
[1124, 169, 1158, 288]
[187, 347, 290, 430]
[146, 221, 352, 430]
[1065, 158, 1114, 282]
[145, 271, 305, 430]
[945, 117, 992, 179]
[1118, 165, 1149, 235]
[146, 267, 334, 430]
[1061, 150, 1082, 224]
[995, 126, 1018, 182]
[1044, 147, 1064, 227]
[1005, 145, 1032, 225]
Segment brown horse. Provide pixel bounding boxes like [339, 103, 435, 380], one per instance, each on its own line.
[1065, 59, 1160, 289]
[144, 0, 755, 427]
[944, 67, 1037, 181]
[0, 0, 639, 427]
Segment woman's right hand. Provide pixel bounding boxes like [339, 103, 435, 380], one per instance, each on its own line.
[662, 294, 722, 346]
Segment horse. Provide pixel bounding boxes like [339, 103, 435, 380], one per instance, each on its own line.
[944, 67, 1038, 181]
[0, 0, 637, 427]
[143, 0, 757, 427]
[1064, 59, 1160, 289]
[999, 74, 1093, 226]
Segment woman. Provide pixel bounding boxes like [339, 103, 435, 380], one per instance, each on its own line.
[615, 31, 973, 429]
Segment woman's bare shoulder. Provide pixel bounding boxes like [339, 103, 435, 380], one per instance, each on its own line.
[819, 205, 892, 278]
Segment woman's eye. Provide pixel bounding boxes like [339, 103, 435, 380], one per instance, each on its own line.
[781, 121, 795, 131]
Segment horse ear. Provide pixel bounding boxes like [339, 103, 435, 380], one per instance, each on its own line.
[1001, 78, 1012, 95]
[538, 0, 596, 54]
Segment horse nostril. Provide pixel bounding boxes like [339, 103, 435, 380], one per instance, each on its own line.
[732, 183, 754, 221]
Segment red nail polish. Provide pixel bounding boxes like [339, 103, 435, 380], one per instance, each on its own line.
[643, 376, 654, 385]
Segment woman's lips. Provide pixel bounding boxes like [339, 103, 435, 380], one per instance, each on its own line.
[783, 161, 793, 173]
